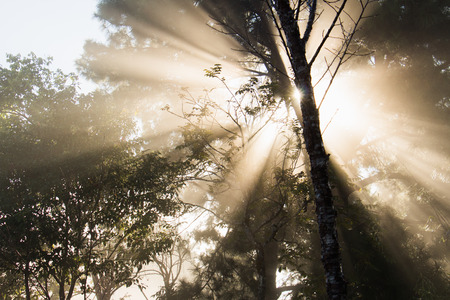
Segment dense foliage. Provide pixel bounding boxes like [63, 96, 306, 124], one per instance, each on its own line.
[0, 54, 187, 299]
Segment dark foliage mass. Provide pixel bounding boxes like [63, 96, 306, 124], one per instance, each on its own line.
[0, 54, 187, 299]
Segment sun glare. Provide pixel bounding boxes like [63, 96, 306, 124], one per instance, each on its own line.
[293, 87, 302, 102]
[315, 77, 372, 159]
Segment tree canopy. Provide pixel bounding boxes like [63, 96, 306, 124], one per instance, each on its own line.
[0, 54, 188, 299]
[1, 0, 449, 299]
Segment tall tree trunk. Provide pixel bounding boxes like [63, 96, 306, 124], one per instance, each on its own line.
[66, 276, 77, 300]
[24, 263, 31, 300]
[256, 246, 266, 300]
[264, 240, 278, 300]
[93, 273, 113, 300]
[273, 1, 347, 298]
[256, 240, 279, 300]
[59, 276, 65, 300]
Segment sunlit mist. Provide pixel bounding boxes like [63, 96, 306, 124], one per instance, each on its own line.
[4, 0, 448, 298]
[85, 0, 449, 284]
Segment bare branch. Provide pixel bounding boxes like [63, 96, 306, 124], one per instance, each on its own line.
[317, 0, 373, 110]
[309, 0, 348, 66]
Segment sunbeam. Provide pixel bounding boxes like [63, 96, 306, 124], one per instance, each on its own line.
[3, 0, 449, 299]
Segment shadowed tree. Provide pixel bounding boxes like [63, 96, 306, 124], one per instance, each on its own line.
[144, 234, 190, 300]
[0, 54, 188, 300]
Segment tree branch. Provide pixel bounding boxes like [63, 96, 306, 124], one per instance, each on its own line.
[309, 0, 348, 66]
[302, 0, 317, 43]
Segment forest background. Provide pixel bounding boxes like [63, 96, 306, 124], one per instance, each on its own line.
[0, 0, 449, 299]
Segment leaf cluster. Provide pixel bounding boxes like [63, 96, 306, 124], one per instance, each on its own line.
[0, 54, 187, 299]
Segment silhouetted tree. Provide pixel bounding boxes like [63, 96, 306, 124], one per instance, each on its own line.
[0, 54, 187, 299]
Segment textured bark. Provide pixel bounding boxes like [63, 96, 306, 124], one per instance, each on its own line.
[273, 1, 347, 298]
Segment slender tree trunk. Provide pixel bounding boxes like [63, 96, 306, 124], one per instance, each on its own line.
[264, 240, 278, 300]
[256, 246, 266, 300]
[59, 272, 66, 300]
[256, 241, 279, 300]
[66, 276, 77, 300]
[274, 1, 347, 298]
[24, 263, 31, 300]
[164, 279, 175, 300]
[59, 281, 65, 300]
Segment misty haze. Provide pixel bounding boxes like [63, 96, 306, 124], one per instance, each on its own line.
[0, 1, 448, 299]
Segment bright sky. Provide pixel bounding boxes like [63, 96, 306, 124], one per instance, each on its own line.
[0, 0, 105, 88]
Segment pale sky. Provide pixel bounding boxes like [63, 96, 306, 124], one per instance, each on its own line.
[0, 0, 105, 86]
